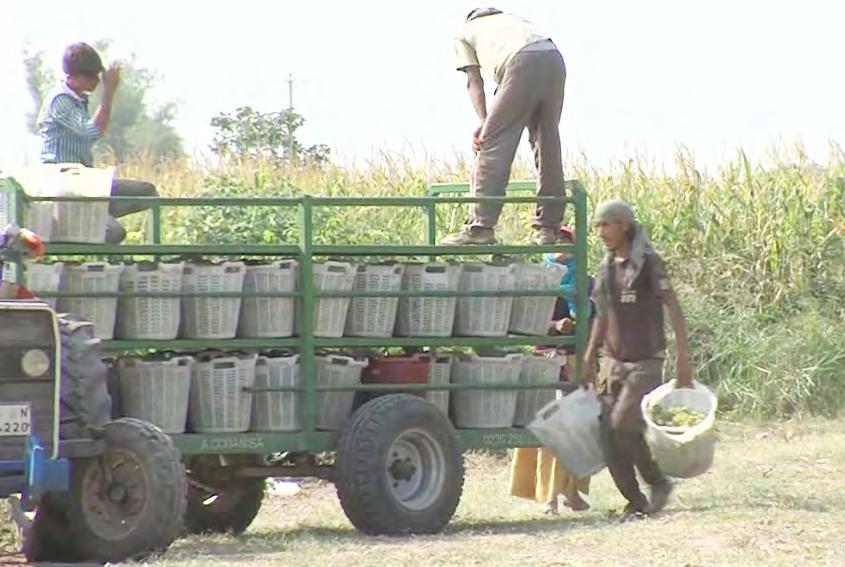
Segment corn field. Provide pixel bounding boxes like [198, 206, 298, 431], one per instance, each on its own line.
[116, 144, 845, 418]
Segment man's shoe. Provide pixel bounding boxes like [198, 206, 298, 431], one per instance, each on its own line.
[441, 225, 496, 246]
[648, 480, 674, 515]
[617, 503, 648, 523]
[532, 226, 560, 245]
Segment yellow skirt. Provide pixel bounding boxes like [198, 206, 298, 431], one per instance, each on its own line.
[509, 447, 590, 503]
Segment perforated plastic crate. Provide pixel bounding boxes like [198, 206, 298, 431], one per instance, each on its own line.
[49, 165, 113, 244]
[239, 260, 297, 338]
[25, 262, 63, 308]
[345, 264, 404, 338]
[181, 261, 246, 339]
[315, 354, 367, 430]
[118, 262, 183, 340]
[427, 353, 452, 415]
[252, 354, 301, 432]
[514, 353, 565, 427]
[295, 261, 355, 338]
[454, 263, 517, 337]
[118, 357, 193, 434]
[509, 262, 567, 336]
[189, 353, 257, 433]
[395, 263, 463, 337]
[451, 353, 523, 428]
[24, 202, 54, 242]
[58, 262, 123, 339]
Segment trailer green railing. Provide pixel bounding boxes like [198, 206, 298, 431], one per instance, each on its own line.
[2, 179, 590, 455]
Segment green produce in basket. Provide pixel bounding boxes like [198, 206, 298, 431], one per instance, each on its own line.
[650, 404, 705, 427]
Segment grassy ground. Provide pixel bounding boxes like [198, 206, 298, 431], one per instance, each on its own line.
[134, 419, 845, 567]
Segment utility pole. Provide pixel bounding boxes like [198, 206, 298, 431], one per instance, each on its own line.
[287, 73, 295, 161]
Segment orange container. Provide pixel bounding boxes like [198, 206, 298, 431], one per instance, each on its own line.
[363, 356, 429, 387]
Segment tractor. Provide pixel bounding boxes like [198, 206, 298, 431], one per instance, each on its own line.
[0, 223, 186, 563]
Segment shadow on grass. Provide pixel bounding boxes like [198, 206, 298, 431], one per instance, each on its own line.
[169, 514, 609, 558]
[447, 514, 605, 535]
[672, 492, 845, 515]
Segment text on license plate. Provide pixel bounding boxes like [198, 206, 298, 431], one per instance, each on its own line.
[0, 404, 31, 436]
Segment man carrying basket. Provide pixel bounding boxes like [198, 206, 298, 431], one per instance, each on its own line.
[582, 199, 692, 522]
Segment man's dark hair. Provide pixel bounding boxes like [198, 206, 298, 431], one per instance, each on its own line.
[466, 7, 503, 22]
[62, 42, 104, 76]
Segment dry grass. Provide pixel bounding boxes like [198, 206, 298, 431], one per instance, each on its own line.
[140, 419, 845, 567]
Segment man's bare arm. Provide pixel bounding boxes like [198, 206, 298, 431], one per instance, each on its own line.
[463, 66, 487, 122]
[664, 291, 692, 387]
[581, 315, 607, 386]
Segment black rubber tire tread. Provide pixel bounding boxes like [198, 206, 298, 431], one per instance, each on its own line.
[335, 394, 464, 536]
[58, 313, 112, 434]
[22, 493, 81, 563]
[67, 417, 187, 563]
[184, 462, 265, 535]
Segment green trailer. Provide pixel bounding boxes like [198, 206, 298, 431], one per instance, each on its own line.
[5, 178, 590, 536]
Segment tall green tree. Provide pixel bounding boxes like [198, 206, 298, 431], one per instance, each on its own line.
[210, 105, 330, 165]
[24, 40, 184, 163]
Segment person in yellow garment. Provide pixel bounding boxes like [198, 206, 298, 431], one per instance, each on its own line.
[443, 7, 567, 246]
[510, 428, 590, 514]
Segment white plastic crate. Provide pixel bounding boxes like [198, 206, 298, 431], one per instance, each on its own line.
[450, 353, 523, 428]
[395, 263, 463, 337]
[58, 263, 123, 340]
[295, 261, 355, 338]
[189, 353, 257, 433]
[345, 264, 404, 338]
[49, 165, 114, 244]
[24, 202, 55, 242]
[25, 262, 64, 308]
[239, 260, 297, 338]
[509, 263, 567, 336]
[427, 353, 452, 416]
[0, 171, 54, 242]
[315, 354, 367, 430]
[454, 263, 517, 337]
[118, 357, 193, 434]
[514, 353, 565, 427]
[118, 262, 183, 340]
[252, 354, 301, 432]
[181, 261, 246, 339]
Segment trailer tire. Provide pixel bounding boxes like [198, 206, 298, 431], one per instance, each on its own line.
[335, 394, 464, 535]
[184, 456, 265, 535]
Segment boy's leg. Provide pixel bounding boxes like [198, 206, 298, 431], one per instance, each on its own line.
[110, 179, 158, 218]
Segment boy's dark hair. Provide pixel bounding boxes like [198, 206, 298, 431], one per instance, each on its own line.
[62, 42, 104, 76]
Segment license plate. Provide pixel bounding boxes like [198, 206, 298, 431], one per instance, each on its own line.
[0, 404, 32, 436]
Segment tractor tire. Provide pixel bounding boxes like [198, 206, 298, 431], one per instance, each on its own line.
[21, 494, 80, 563]
[335, 394, 464, 536]
[184, 456, 265, 535]
[57, 314, 112, 437]
[65, 418, 186, 563]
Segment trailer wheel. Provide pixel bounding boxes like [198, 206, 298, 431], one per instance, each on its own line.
[335, 394, 464, 535]
[66, 418, 186, 563]
[184, 456, 265, 535]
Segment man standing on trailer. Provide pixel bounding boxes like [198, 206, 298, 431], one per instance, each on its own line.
[37, 42, 158, 244]
[443, 7, 567, 246]
[582, 199, 693, 521]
